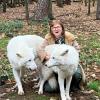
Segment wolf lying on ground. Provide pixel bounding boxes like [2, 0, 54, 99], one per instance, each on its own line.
[7, 35, 44, 95]
[38, 44, 85, 100]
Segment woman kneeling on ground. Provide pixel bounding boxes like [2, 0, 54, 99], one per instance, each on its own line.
[38, 19, 85, 92]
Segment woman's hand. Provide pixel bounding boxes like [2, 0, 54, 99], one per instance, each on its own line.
[45, 53, 50, 60]
[73, 40, 80, 52]
[75, 45, 80, 52]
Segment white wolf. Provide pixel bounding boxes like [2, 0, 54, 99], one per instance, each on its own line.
[38, 44, 85, 100]
[7, 35, 44, 95]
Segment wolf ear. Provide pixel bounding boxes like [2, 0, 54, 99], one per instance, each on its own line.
[61, 50, 68, 56]
[16, 53, 23, 58]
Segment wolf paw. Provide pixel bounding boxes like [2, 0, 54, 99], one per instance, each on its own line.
[38, 89, 43, 94]
[66, 96, 71, 100]
[18, 89, 24, 95]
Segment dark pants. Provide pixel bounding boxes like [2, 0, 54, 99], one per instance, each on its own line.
[70, 65, 82, 91]
[43, 65, 82, 92]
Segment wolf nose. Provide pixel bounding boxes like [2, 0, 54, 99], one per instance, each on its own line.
[29, 68, 32, 71]
[44, 64, 47, 66]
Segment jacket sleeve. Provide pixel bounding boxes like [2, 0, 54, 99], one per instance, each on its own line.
[65, 31, 80, 52]
[37, 39, 49, 62]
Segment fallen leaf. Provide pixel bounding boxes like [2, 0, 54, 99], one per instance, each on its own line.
[0, 93, 6, 97]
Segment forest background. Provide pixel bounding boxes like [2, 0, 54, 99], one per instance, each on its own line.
[0, 0, 100, 100]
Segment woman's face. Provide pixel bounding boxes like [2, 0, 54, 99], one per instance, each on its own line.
[51, 24, 62, 39]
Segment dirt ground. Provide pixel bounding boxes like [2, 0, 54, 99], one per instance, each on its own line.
[0, 1, 100, 100]
[0, 78, 99, 100]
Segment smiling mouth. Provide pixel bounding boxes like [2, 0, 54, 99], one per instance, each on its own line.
[55, 32, 59, 33]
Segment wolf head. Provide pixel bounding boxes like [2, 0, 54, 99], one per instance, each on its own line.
[45, 49, 68, 67]
[16, 48, 37, 70]
[45, 44, 79, 68]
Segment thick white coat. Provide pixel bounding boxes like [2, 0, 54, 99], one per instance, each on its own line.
[39, 44, 79, 100]
[7, 35, 44, 95]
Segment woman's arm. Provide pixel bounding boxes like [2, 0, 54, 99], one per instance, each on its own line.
[37, 39, 49, 62]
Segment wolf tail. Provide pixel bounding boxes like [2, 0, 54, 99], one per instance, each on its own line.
[48, 76, 58, 89]
[79, 64, 86, 83]
[44, 76, 59, 92]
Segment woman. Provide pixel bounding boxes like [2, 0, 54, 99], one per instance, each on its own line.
[38, 19, 83, 92]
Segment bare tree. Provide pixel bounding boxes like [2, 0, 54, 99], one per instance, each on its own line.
[96, 0, 100, 19]
[84, 0, 88, 6]
[92, 0, 95, 6]
[2, 0, 6, 12]
[24, 0, 29, 21]
[56, 0, 63, 7]
[64, 0, 71, 5]
[33, 0, 53, 20]
[87, 0, 91, 15]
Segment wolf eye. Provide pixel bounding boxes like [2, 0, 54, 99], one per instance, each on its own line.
[52, 57, 55, 59]
[28, 59, 32, 62]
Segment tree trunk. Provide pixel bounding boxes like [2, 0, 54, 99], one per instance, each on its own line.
[24, 0, 29, 21]
[64, 0, 71, 5]
[92, 0, 95, 6]
[87, 0, 90, 15]
[84, 0, 87, 6]
[96, 0, 100, 20]
[33, 0, 53, 20]
[56, 0, 63, 7]
[2, 0, 6, 12]
[48, 0, 54, 20]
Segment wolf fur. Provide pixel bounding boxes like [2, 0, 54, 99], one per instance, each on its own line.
[7, 35, 44, 95]
[38, 44, 85, 100]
